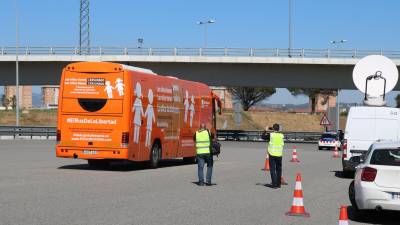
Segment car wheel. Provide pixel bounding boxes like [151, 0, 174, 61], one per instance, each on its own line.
[349, 181, 365, 219]
[149, 142, 161, 169]
[349, 181, 357, 208]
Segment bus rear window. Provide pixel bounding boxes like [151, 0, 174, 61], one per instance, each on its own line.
[78, 98, 107, 112]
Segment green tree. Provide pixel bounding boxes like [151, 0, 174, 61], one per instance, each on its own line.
[228, 87, 276, 111]
[10, 95, 17, 110]
[288, 88, 337, 114]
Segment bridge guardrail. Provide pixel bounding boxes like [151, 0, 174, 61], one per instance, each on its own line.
[216, 130, 322, 143]
[1, 46, 399, 59]
[0, 126, 321, 143]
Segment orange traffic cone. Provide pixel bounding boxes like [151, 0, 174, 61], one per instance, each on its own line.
[290, 146, 300, 162]
[285, 173, 310, 217]
[338, 205, 349, 225]
[281, 176, 288, 185]
[263, 154, 270, 171]
[333, 145, 340, 158]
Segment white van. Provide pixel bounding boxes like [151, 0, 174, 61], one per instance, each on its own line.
[342, 106, 400, 175]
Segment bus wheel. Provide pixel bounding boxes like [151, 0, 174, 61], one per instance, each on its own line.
[149, 142, 161, 169]
[183, 157, 196, 164]
[88, 159, 109, 169]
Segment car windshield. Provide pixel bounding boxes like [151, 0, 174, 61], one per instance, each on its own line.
[370, 149, 400, 166]
[321, 134, 336, 139]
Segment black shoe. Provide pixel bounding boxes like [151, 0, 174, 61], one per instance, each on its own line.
[206, 182, 213, 186]
[265, 183, 278, 188]
[198, 182, 205, 186]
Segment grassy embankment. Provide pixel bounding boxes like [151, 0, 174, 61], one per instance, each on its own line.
[0, 109, 346, 131]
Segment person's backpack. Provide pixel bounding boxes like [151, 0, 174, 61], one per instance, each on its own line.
[206, 129, 221, 156]
[211, 140, 221, 156]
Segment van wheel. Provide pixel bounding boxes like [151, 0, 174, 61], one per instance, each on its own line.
[183, 156, 196, 164]
[88, 159, 109, 169]
[149, 142, 161, 169]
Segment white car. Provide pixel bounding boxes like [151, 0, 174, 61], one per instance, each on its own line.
[349, 141, 400, 217]
[318, 132, 341, 150]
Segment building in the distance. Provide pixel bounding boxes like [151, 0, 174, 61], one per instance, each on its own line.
[41, 85, 59, 108]
[210, 86, 233, 110]
[4, 86, 32, 109]
[313, 93, 337, 113]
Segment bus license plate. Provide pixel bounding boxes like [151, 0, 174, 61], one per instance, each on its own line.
[391, 193, 400, 200]
[83, 150, 97, 155]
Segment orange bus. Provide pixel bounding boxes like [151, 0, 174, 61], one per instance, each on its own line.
[56, 62, 221, 168]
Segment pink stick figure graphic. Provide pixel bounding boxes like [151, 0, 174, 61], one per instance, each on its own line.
[104, 81, 114, 98]
[132, 82, 144, 144]
[144, 89, 156, 147]
[115, 78, 125, 96]
[189, 95, 195, 127]
[184, 90, 189, 123]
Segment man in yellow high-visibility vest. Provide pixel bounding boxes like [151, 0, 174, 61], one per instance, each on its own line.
[265, 123, 284, 188]
[193, 123, 214, 186]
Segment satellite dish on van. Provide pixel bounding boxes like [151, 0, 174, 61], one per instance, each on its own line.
[353, 55, 398, 106]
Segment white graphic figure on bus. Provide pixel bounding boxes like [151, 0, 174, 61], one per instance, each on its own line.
[189, 95, 195, 127]
[132, 82, 144, 144]
[184, 90, 189, 123]
[144, 89, 156, 147]
[104, 80, 114, 99]
[115, 78, 125, 96]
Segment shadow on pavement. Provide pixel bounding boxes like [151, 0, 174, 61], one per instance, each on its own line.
[330, 170, 354, 179]
[191, 182, 217, 186]
[348, 206, 400, 225]
[58, 159, 194, 172]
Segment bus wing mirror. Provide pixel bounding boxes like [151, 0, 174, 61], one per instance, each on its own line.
[217, 99, 222, 115]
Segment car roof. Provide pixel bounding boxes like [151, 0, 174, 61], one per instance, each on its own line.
[371, 140, 400, 149]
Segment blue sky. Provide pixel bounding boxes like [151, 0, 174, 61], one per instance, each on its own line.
[1, 0, 400, 105]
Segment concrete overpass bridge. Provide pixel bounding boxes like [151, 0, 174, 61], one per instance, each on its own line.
[1, 46, 400, 89]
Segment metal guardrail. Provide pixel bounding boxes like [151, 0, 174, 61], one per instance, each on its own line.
[0, 126, 321, 143]
[0, 126, 56, 139]
[1, 46, 399, 59]
[216, 130, 322, 143]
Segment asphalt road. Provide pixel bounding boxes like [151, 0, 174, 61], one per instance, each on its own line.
[0, 140, 399, 225]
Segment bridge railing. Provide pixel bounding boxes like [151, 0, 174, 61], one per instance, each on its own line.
[1, 46, 400, 59]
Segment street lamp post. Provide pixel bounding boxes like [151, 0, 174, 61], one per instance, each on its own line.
[197, 19, 215, 48]
[137, 38, 144, 48]
[330, 39, 347, 48]
[14, 0, 20, 127]
[288, 0, 292, 57]
[330, 40, 347, 131]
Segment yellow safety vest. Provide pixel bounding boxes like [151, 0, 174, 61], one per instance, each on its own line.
[268, 132, 284, 157]
[195, 130, 211, 154]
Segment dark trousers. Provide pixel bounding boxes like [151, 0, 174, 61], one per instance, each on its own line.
[269, 155, 282, 187]
[197, 154, 213, 184]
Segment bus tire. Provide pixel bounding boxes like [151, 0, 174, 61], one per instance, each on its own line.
[88, 159, 109, 169]
[149, 142, 161, 169]
[183, 156, 196, 164]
